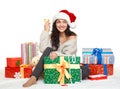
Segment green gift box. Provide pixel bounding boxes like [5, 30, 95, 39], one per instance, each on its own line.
[44, 56, 81, 84]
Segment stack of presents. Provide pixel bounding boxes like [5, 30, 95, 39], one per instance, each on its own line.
[5, 42, 38, 79]
[82, 48, 115, 80]
[5, 57, 33, 78]
[4, 47, 115, 84]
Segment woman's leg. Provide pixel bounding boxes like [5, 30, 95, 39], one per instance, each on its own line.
[23, 47, 53, 87]
[81, 65, 90, 80]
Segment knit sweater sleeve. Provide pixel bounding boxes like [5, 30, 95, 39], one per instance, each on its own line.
[39, 31, 51, 53]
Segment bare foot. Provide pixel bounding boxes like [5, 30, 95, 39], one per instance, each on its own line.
[23, 76, 37, 87]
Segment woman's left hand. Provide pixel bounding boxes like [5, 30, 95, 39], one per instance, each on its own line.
[49, 52, 58, 60]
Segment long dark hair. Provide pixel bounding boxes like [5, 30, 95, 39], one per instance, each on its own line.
[51, 20, 77, 51]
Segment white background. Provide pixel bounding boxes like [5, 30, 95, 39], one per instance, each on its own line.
[0, 0, 120, 69]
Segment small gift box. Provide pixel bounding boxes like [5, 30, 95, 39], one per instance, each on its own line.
[6, 57, 22, 67]
[20, 64, 33, 78]
[88, 74, 107, 80]
[5, 67, 20, 78]
[44, 56, 81, 85]
[85, 64, 113, 75]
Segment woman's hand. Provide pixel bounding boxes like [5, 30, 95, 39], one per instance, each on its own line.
[44, 19, 50, 32]
[49, 52, 58, 60]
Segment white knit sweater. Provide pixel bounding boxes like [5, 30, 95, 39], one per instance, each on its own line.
[39, 31, 77, 56]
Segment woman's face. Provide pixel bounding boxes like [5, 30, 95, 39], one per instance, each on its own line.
[56, 19, 68, 32]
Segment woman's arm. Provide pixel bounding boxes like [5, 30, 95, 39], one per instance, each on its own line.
[39, 31, 51, 53]
[39, 19, 51, 53]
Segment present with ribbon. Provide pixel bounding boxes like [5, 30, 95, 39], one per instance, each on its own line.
[20, 64, 33, 78]
[6, 57, 22, 67]
[82, 48, 114, 64]
[85, 64, 113, 76]
[44, 56, 81, 85]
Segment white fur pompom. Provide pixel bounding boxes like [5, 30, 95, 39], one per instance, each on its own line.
[70, 22, 76, 29]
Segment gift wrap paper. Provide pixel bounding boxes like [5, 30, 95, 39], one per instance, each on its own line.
[5, 67, 20, 78]
[85, 64, 113, 75]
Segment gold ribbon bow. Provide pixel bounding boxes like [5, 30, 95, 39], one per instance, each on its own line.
[54, 56, 71, 85]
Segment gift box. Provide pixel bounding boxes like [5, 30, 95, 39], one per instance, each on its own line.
[85, 64, 113, 75]
[20, 64, 33, 78]
[88, 74, 107, 80]
[82, 48, 115, 64]
[6, 57, 22, 67]
[44, 56, 81, 85]
[21, 42, 39, 64]
[5, 67, 20, 78]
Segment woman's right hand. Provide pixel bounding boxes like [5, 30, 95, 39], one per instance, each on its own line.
[49, 52, 58, 60]
[44, 19, 50, 32]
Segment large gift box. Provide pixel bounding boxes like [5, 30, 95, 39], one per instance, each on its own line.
[6, 57, 22, 67]
[44, 56, 81, 85]
[85, 64, 113, 75]
[82, 48, 115, 64]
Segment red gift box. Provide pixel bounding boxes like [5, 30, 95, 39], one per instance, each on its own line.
[87, 64, 113, 75]
[5, 67, 20, 78]
[7, 57, 22, 67]
[88, 74, 107, 80]
[20, 64, 33, 78]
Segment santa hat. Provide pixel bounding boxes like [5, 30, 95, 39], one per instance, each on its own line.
[53, 10, 76, 29]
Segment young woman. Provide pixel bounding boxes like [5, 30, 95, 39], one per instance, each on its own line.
[23, 10, 90, 87]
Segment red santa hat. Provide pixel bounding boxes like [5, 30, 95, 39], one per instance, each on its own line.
[52, 10, 76, 29]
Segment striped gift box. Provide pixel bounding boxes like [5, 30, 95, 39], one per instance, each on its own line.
[21, 42, 39, 64]
[82, 48, 114, 64]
